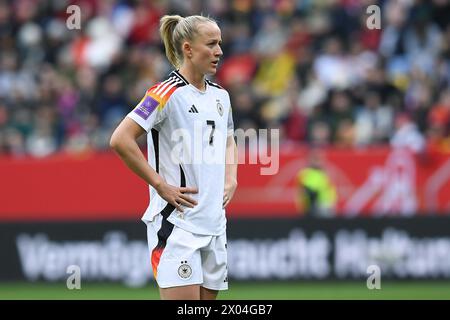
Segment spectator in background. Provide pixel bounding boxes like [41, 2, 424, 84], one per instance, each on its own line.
[216, 50, 257, 89]
[404, 4, 442, 77]
[313, 37, 351, 89]
[335, 119, 355, 148]
[379, 0, 408, 58]
[326, 89, 354, 142]
[251, 15, 295, 97]
[230, 84, 262, 130]
[354, 91, 394, 146]
[308, 120, 332, 148]
[426, 88, 450, 153]
[390, 112, 426, 154]
[282, 92, 308, 143]
[296, 150, 337, 217]
[97, 74, 127, 128]
[0, 0, 449, 156]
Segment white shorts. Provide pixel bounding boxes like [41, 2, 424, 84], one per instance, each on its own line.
[147, 213, 228, 290]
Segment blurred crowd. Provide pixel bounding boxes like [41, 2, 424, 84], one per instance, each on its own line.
[0, 0, 449, 157]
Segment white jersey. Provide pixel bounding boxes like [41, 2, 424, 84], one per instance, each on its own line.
[127, 70, 234, 236]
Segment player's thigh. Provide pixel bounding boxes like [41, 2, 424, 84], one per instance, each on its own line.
[160, 284, 201, 300]
[200, 286, 218, 300]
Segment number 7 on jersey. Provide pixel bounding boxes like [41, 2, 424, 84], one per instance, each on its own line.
[206, 120, 215, 145]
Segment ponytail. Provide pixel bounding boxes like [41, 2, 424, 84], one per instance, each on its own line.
[160, 15, 183, 68]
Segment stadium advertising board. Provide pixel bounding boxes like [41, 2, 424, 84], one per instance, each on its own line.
[1, 217, 449, 285]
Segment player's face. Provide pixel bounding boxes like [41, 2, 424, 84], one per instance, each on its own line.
[188, 22, 223, 75]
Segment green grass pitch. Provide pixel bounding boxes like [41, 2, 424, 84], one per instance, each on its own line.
[1, 281, 450, 300]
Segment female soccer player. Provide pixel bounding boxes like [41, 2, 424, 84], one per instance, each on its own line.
[110, 15, 238, 300]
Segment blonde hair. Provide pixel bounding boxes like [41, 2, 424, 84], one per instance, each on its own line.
[159, 15, 217, 68]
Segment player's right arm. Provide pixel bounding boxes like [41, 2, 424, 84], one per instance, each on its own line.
[110, 115, 198, 212]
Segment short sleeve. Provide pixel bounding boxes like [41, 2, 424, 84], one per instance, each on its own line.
[126, 88, 168, 132]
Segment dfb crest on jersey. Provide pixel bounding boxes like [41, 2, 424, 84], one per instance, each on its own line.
[178, 261, 192, 279]
[216, 100, 224, 116]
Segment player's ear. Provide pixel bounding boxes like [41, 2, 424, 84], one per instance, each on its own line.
[182, 41, 193, 59]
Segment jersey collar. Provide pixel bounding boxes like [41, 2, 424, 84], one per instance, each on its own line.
[172, 70, 208, 93]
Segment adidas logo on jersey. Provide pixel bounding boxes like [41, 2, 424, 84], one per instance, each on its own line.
[188, 105, 199, 113]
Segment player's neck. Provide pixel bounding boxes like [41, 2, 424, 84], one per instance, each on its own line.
[177, 67, 206, 92]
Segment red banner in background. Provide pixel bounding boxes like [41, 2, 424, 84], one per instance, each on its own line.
[236, 147, 450, 217]
[0, 147, 449, 221]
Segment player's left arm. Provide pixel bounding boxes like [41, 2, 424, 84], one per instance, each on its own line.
[223, 135, 238, 208]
